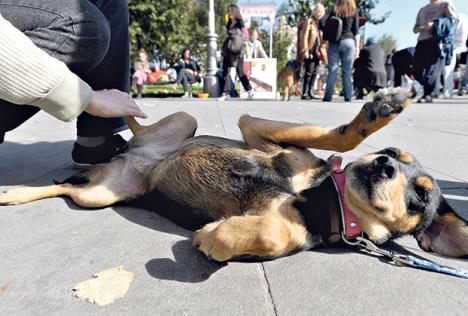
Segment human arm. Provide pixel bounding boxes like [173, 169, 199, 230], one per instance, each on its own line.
[352, 14, 360, 58]
[257, 41, 268, 58]
[0, 14, 146, 121]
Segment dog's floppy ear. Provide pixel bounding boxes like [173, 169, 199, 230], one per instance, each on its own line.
[417, 196, 468, 258]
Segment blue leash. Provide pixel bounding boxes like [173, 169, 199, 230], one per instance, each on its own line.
[351, 236, 468, 280]
[405, 255, 468, 279]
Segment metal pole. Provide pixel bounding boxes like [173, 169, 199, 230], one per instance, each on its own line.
[203, 0, 220, 97]
[269, 16, 273, 58]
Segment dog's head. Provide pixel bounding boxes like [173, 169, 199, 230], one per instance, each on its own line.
[344, 147, 441, 244]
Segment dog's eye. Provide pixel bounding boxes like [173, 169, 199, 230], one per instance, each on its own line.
[414, 176, 433, 203]
[408, 201, 424, 214]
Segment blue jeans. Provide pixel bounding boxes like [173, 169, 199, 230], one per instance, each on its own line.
[324, 38, 355, 101]
[0, 0, 129, 139]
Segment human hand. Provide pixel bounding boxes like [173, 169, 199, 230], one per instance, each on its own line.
[303, 51, 310, 59]
[426, 22, 434, 30]
[85, 89, 147, 119]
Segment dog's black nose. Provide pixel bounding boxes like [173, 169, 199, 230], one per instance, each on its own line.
[376, 155, 389, 165]
[374, 155, 396, 179]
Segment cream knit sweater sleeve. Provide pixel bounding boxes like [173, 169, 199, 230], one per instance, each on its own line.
[0, 13, 93, 122]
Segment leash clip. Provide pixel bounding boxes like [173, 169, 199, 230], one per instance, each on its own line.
[355, 237, 410, 265]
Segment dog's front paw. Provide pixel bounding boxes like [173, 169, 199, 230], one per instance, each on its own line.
[193, 221, 235, 262]
[363, 88, 415, 122]
[362, 100, 402, 122]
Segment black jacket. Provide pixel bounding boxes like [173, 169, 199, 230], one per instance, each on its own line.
[223, 20, 245, 67]
[353, 44, 387, 87]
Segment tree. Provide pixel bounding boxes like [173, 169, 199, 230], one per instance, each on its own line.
[128, 0, 235, 66]
[377, 34, 397, 56]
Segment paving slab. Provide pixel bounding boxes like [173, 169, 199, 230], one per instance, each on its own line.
[0, 96, 467, 315]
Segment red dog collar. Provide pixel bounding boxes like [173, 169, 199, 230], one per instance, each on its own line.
[331, 169, 362, 240]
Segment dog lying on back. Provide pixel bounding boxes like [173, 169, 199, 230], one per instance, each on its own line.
[1, 88, 466, 260]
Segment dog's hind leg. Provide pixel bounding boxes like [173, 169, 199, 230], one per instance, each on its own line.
[125, 112, 197, 137]
[193, 196, 314, 261]
[239, 87, 415, 152]
[0, 159, 146, 208]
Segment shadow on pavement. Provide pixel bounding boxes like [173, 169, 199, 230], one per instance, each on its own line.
[145, 239, 226, 283]
[0, 141, 73, 186]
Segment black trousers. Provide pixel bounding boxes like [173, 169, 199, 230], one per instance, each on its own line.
[413, 38, 444, 97]
[221, 56, 252, 93]
[0, 0, 129, 140]
[302, 57, 320, 96]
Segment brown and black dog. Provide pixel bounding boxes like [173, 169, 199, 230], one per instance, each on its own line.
[277, 60, 300, 101]
[1, 88, 466, 260]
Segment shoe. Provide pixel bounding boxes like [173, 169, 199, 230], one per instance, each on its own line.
[217, 93, 228, 101]
[458, 89, 466, 96]
[417, 95, 433, 103]
[443, 92, 453, 99]
[301, 95, 311, 100]
[181, 92, 190, 98]
[71, 134, 128, 169]
[247, 90, 255, 100]
[322, 98, 332, 102]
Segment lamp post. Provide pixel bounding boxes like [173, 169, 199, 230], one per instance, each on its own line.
[203, 0, 220, 97]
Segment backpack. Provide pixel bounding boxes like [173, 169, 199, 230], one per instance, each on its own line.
[323, 14, 343, 43]
[225, 28, 244, 55]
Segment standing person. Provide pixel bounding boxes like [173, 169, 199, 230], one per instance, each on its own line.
[218, 4, 254, 101]
[442, 5, 468, 98]
[245, 29, 267, 59]
[392, 47, 416, 87]
[413, 0, 456, 103]
[385, 49, 396, 87]
[173, 48, 201, 98]
[299, 3, 326, 100]
[0, 0, 146, 168]
[458, 39, 468, 95]
[132, 49, 152, 99]
[353, 38, 387, 99]
[321, 0, 360, 102]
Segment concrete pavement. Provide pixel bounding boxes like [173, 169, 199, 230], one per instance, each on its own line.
[1, 96, 467, 315]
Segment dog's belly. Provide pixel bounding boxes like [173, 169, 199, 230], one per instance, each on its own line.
[140, 135, 295, 225]
[128, 188, 212, 231]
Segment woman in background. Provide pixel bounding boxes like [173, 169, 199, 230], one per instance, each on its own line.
[218, 4, 254, 101]
[321, 0, 360, 102]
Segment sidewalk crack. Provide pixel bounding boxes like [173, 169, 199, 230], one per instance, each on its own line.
[216, 103, 228, 137]
[260, 263, 278, 316]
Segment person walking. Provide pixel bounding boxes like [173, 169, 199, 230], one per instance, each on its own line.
[0, 0, 146, 168]
[412, 0, 456, 103]
[442, 2, 468, 98]
[218, 4, 254, 101]
[299, 3, 326, 100]
[321, 0, 360, 102]
[392, 47, 416, 87]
